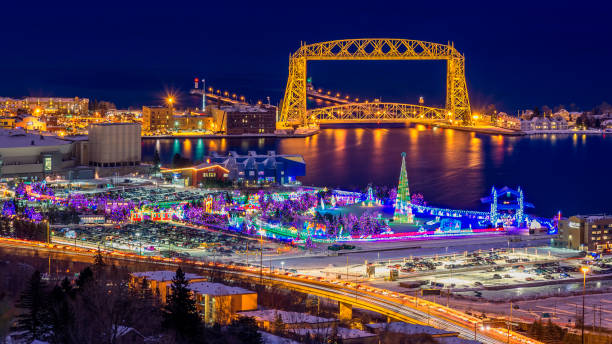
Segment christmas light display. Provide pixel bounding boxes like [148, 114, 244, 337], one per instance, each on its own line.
[393, 152, 414, 223]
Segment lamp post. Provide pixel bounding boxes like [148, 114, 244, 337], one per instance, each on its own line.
[259, 233, 263, 285]
[581, 266, 589, 344]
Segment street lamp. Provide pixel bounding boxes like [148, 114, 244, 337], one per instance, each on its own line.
[581, 266, 589, 344]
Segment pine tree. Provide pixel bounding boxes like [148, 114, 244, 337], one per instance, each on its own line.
[162, 268, 202, 342]
[93, 248, 105, 275]
[227, 316, 262, 344]
[76, 266, 94, 289]
[13, 270, 51, 342]
[271, 312, 286, 335]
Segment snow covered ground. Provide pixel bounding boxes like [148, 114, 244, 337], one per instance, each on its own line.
[446, 293, 612, 329]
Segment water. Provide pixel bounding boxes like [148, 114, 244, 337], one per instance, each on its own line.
[141, 126, 612, 217]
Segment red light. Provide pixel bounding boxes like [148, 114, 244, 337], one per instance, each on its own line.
[194, 78, 199, 82]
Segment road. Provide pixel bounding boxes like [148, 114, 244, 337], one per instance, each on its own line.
[0, 237, 542, 344]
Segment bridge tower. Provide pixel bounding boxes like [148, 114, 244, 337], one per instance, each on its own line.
[394, 152, 413, 224]
[279, 39, 472, 128]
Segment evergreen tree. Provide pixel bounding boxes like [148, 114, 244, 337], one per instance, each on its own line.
[162, 268, 202, 343]
[271, 312, 286, 335]
[48, 283, 74, 344]
[93, 248, 105, 272]
[76, 267, 94, 289]
[13, 270, 51, 342]
[227, 316, 262, 344]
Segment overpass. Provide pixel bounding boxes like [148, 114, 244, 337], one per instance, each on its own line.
[0, 237, 541, 344]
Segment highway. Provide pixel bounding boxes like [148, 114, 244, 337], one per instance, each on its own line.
[0, 237, 542, 344]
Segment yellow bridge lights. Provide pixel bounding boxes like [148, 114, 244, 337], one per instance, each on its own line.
[279, 39, 472, 127]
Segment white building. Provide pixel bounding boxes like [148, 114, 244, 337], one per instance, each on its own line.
[0, 129, 77, 178]
[521, 116, 568, 131]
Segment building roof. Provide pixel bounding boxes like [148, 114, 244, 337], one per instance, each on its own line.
[258, 331, 300, 344]
[189, 282, 255, 296]
[435, 337, 481, 344]
[238, 310, 335, 324]
[366, 322, 457, 336]
[131, 270, 204, 282]
[571, 214, 612, 222]
[220, 105, 274, 113]
[0, 129, 71, 148]
[90, 122, 141, 127]
[290, 327, 376, 339]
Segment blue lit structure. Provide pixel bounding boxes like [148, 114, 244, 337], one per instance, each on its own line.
[481, 186, 534, 227]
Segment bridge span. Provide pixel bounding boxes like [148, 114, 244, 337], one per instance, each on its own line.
[308, 102, 448, 124]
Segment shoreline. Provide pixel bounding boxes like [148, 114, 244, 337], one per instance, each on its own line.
[142, 130, 319, 139]
[139, 127, 609, 140]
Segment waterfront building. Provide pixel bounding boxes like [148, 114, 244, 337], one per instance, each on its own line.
[171, 112, 214, 132]
[208, 151, 304, 184]
[161, 163, 230, 186]
[237, 310, 337, 330]
[129, 271, 208, 303]
[142, 105, 172, 132]
[520, 116, 568, 131]
[0, 129, 77, 178]
[559, 215, 612, 252]
[0, 117, 15, 129]
[161, 150, 305, 186]
[87, 123, 141, 167]
[213, 104, 276, 135]
[189, 282, 257, 325]
[0, 97, 89, 115]
[494, 112, 521, 130]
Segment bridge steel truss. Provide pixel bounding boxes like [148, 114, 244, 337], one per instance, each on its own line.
[309, 102, 447, 123]
[279, 39, 472, 127]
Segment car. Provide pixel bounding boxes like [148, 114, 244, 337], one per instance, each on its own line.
[474, 281, 483, 286]
[493, 274, 502, 279]
[525, 277, 534, 281]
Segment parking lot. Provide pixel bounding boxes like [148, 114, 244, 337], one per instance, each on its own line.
[52, 221, 282, 261]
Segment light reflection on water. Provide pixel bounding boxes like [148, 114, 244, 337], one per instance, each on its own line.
[141, 126, 612, 216]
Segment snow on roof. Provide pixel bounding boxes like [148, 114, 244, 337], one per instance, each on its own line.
[259, 331, 301, 344]
[238, 310, 335, 324]
[290, 327, 376, 339]
[366, 322, 457, 336]
[435, 337, 481, 344]
[131, 270, 204, 282]
[0, 129, 71, 148]
[189, 282, 255, 296]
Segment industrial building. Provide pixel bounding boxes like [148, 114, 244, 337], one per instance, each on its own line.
[212, 105, 276, 135]
[142, 106, 172, 132]
[0, 129, 78, 178]
[171, 112, 214, 132]
[87, 123, 141, 167]
[559, 215, 612, 252]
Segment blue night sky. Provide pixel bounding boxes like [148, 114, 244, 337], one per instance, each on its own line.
[1, 1, 610, 113]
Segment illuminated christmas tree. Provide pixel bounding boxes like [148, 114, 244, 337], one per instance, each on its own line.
[394, 152, 413, 223]
[516, 186, 524, 226]
[490, 187, 498, 225]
